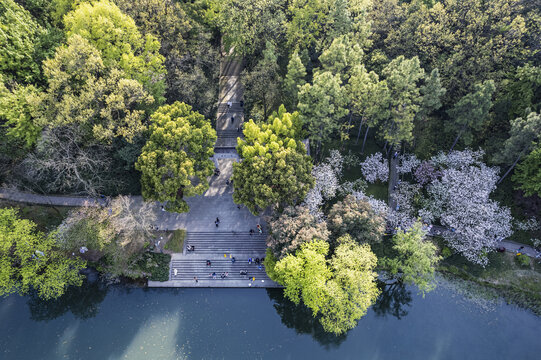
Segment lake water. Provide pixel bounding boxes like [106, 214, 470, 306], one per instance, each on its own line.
[1, 277, 540, 360]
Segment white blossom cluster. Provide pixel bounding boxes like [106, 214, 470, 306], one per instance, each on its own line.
[431, 149, 484, 169]
[360, 152, 389, 183]
[397, 153, 421, 175]
[390, 182, 422, 230]
[352, 190, 389, 219]
[514, 217, 540, 232]
[424, 156, 513, 266]
[303, 151, 344, 219]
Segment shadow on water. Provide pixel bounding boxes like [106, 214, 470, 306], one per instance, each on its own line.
[372, 280, 413, 320]
[26, 270, 108, 321]
[265, 289, 348, 348]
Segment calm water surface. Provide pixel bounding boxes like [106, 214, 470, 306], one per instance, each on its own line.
[0, 278, 539, 360]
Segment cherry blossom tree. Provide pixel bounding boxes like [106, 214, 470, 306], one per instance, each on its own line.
[360, 152, 388, 183]
[397, 154, 421, 175]
[303, 150, 343, 217]
[423, 151, 513, 266]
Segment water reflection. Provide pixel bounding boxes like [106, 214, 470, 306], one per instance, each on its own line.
[266, 289, 348, 348]
[372, 280, 413, 319]
[26, 272, 108, 321]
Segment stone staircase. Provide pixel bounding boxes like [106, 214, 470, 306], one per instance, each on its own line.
[170, 258, 271, 282]
[184, 232, 267, 255]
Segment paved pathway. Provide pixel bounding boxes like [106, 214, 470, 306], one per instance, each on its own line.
[150, 55, 279, 288]
[428, 225, 538, 258]
[0, 188, 103, 207]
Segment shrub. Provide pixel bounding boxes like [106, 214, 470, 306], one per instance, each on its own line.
[515, 254, 531, 267]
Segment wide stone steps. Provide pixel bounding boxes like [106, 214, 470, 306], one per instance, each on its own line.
[217, 130, 242, 138]
[217, 103, 243, 112]
[170, 259, 270, 281]
[185, 232, 267, 254]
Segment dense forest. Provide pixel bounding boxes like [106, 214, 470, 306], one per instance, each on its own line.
[1, 0, 541, 335]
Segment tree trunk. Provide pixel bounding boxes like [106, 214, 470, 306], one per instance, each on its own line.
[361, 126, 370, 154]
[383, 140, 388, 154]
[355, 117, 365, 145]
[449, 133, 461, 152]
[497, 154, 522, 185]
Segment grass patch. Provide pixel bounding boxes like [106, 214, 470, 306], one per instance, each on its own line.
[0, 200, 72, 232]
[165, 229, 186, 253]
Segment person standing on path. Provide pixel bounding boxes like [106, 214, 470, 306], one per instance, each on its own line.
[194, 276, 198, 283]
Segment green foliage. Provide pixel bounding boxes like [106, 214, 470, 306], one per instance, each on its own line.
[267, 205, 330, 259]
[136, 102, 216, 213]
[513, 145, 541, 197]
[447, 80, 495, 147]
[0, 207, 86, 300]
[269, 236, 380, 334]
[384, 221, 442, 295]
[347, 64, 388, 127]
[0, 0, 43, 83]
[497, 112, 541, 165]
[217, 0, 286, 56]
[36, 35, 154, 144]
[297, 71, 348, 151]
[0, 75, 40, 147]
[232, 105, 314, 215]
[515, 253, 531, 267]
[283, 52, 306, 111]
[370, 0, 534, 103]
[64, 0, 166, 103]
[319, 34, 364, 82]
[242, 41, 282, 121]
[441, 246, 452, 259]
[136, 252, 171, 281]
[379, 55, 425, 147]
[327, 194, 386, 245]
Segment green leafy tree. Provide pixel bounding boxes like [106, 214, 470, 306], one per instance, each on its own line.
[379, 55, 425, 148]
[297, 71, 348, 156]
[283, 52, 306, 110]
[286, 0, 331, 52]
[347, 64, 388, 149]
[513, 145, 541, 197]
[136, 101, 216, 213]
[327, 194, 386, 245]
[270, 235, 380, 335]
[496, 111, 541, 184]
[0, 0, 42, 83]
[232, 105, 314, 215]
[418, 68, 446, 120]
[35, 35, 154, 144]
[319, 34, 364, 82]
[242, 41, 282, 121]
[383, 221, 441, 296]
[267, 205, 330, 259]
[0, 75, 40, 147]
[0, 208, 86, 300]
[447, 80, 495, 151]
[217, 0, 286, 56]
[369, 0, 533, 104]
[320, 234, 380, 334]
[64, 0, 166, 102]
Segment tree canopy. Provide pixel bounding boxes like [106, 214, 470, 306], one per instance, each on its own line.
[0, 207, 86, 300]
[232, 105, 314, 214]
[136, 101, 216, 213]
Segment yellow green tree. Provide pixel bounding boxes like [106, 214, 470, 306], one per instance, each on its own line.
[383, 221, 441, 295]
[35, 35, 154, 144]
[0, 208, 86, 300]
[268, 235, 380, 335]
[64, 0, 166, 103]
[232, 105, 314, 215]
[136, 101, 216, 213]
